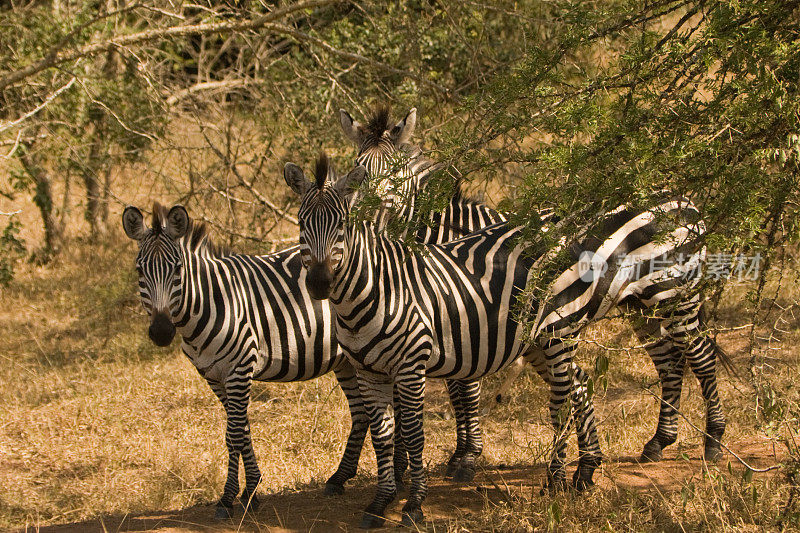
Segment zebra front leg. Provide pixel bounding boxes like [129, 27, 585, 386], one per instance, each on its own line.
[215, 372, 259, 519]
[392, 384, 408, 492]
[397, 368, 428, 527]
[207, 380, 239, 519]
[325, 362, 370, 495]
[239, 416, 262, 514]
[444, 379, 466, 477]
[568, 363, 602, 491]
[542, 339, 577, 493]
[451, 380, 483, 483]
[357, 373, 397, 529]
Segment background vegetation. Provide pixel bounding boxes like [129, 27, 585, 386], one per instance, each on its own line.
[2, 0, 799, 530]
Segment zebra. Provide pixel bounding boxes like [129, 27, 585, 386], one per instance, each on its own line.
[342, 106, 725, 467]
[340, 106, 509, 480]
[284, 153, 726, 528]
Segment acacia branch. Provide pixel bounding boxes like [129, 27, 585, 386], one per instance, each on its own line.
[0, 77, 76, 133]
[0, 0, 341, 92]
[166, 78, 259, 105]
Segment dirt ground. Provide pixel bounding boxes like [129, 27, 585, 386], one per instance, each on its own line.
[15, 437, 782, 533]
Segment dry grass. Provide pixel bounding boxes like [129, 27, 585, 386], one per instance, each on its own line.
[1, 230, 799, 532]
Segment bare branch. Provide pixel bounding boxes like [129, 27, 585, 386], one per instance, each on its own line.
[166, 78, 259, 106]
[0, 77, 76, 133]
[0, 0, 342, 92]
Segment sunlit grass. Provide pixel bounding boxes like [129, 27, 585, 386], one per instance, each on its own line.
[1, 236, 798, 531]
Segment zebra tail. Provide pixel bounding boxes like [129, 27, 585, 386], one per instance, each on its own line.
[699, 304, 738, 378]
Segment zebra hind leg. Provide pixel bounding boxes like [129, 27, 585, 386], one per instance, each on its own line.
[631, 316, 685, 463]
[325, 363, 370, 496]
[568, 362, 603, 491]
[683, 333, 727, 461]
[659, 301, 726, 462]
[452, 380, 483, 483]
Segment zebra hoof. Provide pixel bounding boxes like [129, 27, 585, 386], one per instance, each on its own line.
[395, 477, 407, 494]
[214, 503, 234, 520]
[704, 443, 724, 462]
[639, 440, 664, 463]
[324, 483, 345, 496]
[571, 474, 595, 493]
[540, 478, 568, 496]
[444, 455, 462, 478]
[401, 508, 424, 528]
[359, 513, 385, 529]
[240, 491, 260, 513]
[453, 466, 476, 483]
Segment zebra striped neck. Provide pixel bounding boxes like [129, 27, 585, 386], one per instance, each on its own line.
[329, 222, 387, 308]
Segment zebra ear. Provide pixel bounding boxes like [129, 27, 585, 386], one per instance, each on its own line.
[390, 107, 416, 145]
[339, 109, 363, 145]
[166, 205, 189, 240]
[122, 206, 145, 241]
[284, 163, 312, 196]
[334, 165, 367, 199]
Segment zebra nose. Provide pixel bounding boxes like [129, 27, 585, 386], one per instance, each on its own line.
[306, 260, 333, 300]
[148, 312, 176, 347]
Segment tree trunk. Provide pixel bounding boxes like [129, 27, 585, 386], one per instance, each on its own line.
[18, 148, 64, 260]
[81, 127, 108, 238]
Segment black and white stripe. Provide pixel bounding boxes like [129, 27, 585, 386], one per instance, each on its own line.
[286, 155, 725, 528]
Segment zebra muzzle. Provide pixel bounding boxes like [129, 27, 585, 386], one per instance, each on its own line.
[306, 260, 334, 300]
[149, 312, 176, 347]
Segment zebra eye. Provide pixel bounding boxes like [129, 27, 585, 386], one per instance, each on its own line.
[135, 265, 143, 275]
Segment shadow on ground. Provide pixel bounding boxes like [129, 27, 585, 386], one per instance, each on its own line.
[18, 438, 782, 533]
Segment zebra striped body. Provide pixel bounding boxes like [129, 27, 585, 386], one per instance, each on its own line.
[286, 157, 725, 528]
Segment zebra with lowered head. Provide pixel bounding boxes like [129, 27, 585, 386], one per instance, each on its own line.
[285, 153, 726, 528]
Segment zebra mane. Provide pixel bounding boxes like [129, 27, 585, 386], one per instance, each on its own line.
[150, 202, 229, 257]
[150, 202, 169, 235]
[314, 152, 331, 189]
[183, 219, 230, 258]
[450, 183, 481, 205]
[364, 105, 392, 143]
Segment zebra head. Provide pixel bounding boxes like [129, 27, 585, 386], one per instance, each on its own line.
[339, 106, 421, 223]
[122, 203, 189, 347]
[284, 153, 367, 300]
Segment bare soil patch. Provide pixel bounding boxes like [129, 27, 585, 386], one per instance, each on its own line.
[17, 437, 782, 533]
